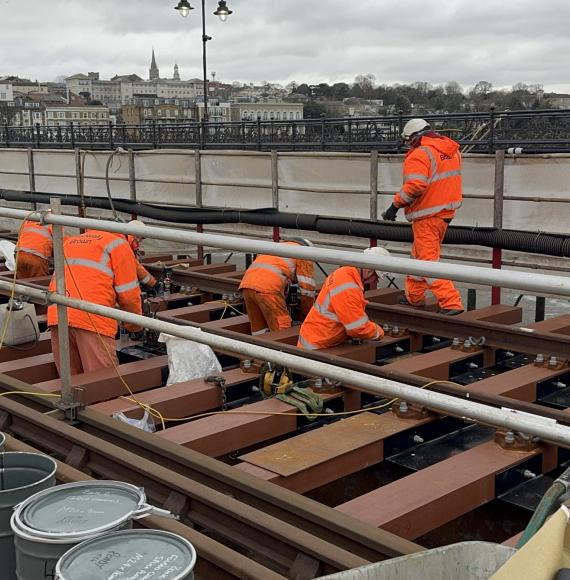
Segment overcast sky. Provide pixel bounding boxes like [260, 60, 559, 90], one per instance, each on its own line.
[1, 0, 569, 92]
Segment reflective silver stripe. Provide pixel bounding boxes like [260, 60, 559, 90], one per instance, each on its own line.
[419, 146, 437, 175]
[251, 328, 269, 335]
[344, 314, 370, 331]
[115, 280, 139, 293]
[281, 257, 296, 273]
[297, 275, 315, 286]
[406, 200, 462, 221]
[65, 258, 113, 277]
[398, 190, 415, 205]
[428, 169, 462, 184]
[299, 288, 315, 297]
[298, 335, 318, 350]
[249, 263, 287, 279]
[404, 173, 428, 183]
[102, 237, 127, 263]
[28, 226, 52, 241]
[16, 247, 49, 259]
[140, 273, 153, 285]
[314, 301, 339, 322]
[321, 281, 361, 311]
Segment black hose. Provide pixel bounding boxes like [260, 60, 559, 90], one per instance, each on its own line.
[1, 188, 570, 258]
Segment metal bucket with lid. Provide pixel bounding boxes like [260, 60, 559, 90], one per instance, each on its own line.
[0, 452, 57, 580]
[55, 529, 197, 580]
[11, 480, 173, 580]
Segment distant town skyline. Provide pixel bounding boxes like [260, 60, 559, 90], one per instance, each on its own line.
[1, 0, 570, 92]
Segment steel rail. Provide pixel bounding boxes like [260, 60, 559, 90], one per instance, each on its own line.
[3, 207, 570, 297]
[366, 303, 570, 359]
[3, 434, 280, 580]
[0, 370, 422, 562]
[145, 265, 241, 294]
[0, 395, 377, 576]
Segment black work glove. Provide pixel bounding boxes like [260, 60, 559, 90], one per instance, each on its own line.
[381, 204, 399, 221]
[129, 331, 145, 341]
[144, 286, 158, 297]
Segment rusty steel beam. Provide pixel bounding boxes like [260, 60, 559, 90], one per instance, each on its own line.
[0, 396, 384, 575]
[3, 435, 285, 580]
[336, 440, 557, 540]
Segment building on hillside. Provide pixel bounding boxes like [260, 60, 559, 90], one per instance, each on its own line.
[0, 76, 48, 95]
[121, 98, 195, 124]
[66, 51, 203, 109]
[0, 82, 14, 102]
[544, 93, 570, 109]
[230, 102, 303, 122]
[343, 98, 384, 117]
[196, 99, 231, 122]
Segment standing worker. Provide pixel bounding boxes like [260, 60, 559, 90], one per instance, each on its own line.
[382, 118, 464, 315]
[239, 238, 316, 335]
[47, 229, 143, 375]
[15, 219, 53, 279]
[297, 247, 388, 350]
[127, 220, 157, 291]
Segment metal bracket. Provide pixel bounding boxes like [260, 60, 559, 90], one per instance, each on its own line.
[54, 387, 85, 423]
[391, 401, 432, 420]
[495, 429, 540, 452]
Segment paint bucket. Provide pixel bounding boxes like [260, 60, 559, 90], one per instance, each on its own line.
[11, 480, 173, 580]
[0, 431, 5, 451]
[0, 452, 57, 580]
[55, 529, 197, 580]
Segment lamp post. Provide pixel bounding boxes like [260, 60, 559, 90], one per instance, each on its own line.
[175, 0, 232, 122]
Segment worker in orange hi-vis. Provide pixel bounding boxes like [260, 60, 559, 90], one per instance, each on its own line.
[127, 220, 157, 291]
[239, 238, 316, 335]
[297, 247, 389, 350]
[15, 220, 53, 279]
[382, 118, 464, 315]
[47, 229, 143, 375]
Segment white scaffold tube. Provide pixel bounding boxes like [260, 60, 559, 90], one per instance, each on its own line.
[1, 206, 570, 297]
[3, 278, 570, 448]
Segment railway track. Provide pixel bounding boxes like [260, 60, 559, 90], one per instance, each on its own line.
[1, 259, 569, 578]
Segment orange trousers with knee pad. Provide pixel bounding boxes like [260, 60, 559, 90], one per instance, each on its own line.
[242, 289, 292, 335]
[405, 217, 463, 310]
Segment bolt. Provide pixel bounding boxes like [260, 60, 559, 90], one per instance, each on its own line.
[222, 293, 228, 301]
[523, 469, 537, 480]
[242, 359, 252, 370]
[395, 345, 404, 353]
[393, 326, 400, 334]
[324, 408, 334, 414]
[468, 362, 479, 369]
[505, 351, 514, 358]
[549, 356, 558, 368]
[383, 324, 391, 332]
[535, 354, 544, 364]
[412, 434, 424, 444]
[399, 401, 408, 414]
[554, 381, 567, 389]
[452, 337, 460, 347]
[251, 385, 260, 393]
[432, 336, 441, 343]
[504, 431, 515, 445]
[463, 339, 471, 349]
[314, 378, 323, 391]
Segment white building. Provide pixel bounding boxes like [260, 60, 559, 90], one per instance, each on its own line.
[231, 102, 304, 122]
[196, 100, 231, 123]
[0, 83, 14, 102]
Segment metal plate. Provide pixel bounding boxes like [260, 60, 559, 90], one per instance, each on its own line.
[499, 474, 555, 511]
[387, 425, 495, 471]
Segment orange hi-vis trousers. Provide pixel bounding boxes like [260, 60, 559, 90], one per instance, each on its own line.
[242, 289, 292, 335]
[405, 217, 464, 311]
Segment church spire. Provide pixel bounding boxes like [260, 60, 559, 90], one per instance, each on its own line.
[149, 49, 160, 81]
[173, 63, 180, 81]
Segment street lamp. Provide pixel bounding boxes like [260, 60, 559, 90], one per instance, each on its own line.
[174, 0, 233, 122]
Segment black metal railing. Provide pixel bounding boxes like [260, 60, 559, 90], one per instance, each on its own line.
[3, 108, 570, 152]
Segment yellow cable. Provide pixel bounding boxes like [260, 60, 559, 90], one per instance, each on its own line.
[0, 391, 59, 398]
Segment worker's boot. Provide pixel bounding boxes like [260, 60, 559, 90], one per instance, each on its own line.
[438, 308, 464, 316]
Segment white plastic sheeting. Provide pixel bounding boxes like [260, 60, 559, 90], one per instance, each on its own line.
[158, 332, 222, 384]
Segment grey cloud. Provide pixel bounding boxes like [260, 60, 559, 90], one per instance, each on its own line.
[1, 0, 569, 91]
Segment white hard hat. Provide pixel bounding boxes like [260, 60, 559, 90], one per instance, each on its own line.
[402, 118, 430, 140]
[127, 220, 145, 241]
[363, 246, 391, 279]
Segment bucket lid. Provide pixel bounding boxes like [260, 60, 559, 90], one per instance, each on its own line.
[55, 529, 197, 580]
[14, 480, 148, 539]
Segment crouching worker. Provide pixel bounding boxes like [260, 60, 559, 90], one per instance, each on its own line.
[239, 238, 316, 335]
[15, 220, 53, 279]
[297, 247, 389, 350]
[47, 229, 143, 375]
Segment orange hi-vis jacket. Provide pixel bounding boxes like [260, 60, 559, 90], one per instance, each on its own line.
[393, 135, 462, 222]
[239, 241, 316, 315]
[297, 266, 383, 350]
[47, 230, 142, 338]
[126, 235, 156, 288]
[16, 221, 53, 260]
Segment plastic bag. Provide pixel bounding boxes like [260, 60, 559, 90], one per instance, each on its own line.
[158, 332, 222, 385]
[0, 240, 16, 271]
[112, 410, 156, 432]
